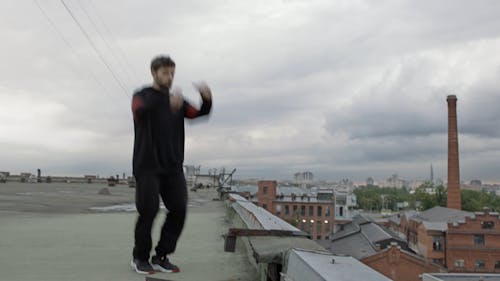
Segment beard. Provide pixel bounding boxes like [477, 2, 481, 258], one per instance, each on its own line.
[154, 77, 172, 91]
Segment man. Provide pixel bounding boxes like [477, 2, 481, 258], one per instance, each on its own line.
[130, 55, 212, 274]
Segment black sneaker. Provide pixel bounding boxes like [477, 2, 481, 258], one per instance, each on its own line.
[131, 259, 155, 275]
[151, 256, 180, 273]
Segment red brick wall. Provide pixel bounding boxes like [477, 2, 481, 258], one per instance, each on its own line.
[362, 245, 445, 281]
[447, 95, 461, 210]
[446, 210, 500, 272]
[257, 180, 277, 213]
[416, 225, 445, 264]
[273, 201, 334, 240]
[256, 180, 335, 240]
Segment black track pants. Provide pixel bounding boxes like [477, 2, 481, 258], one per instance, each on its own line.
[132, 172, 187, 261]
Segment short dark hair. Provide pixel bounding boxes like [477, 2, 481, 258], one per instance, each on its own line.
[150, 55, 175, 72]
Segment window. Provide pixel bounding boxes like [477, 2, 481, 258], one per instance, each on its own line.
[316, 235, 321, 240]
[475, 260, 485, 269]
[317, 206, 322, 217]
[301, 206, 305, 216]
[339, 206, 344, 217]
[454, 259, 465, 268]
[263, 186, 268, 194]
[262, 204, 267, 210]
[474, 234, 485, 246]
[432, 236, 443, 251]
[309, 206, 314, 216]
[275, 204, 281, 215]
[482, 221, 495, 229]
[495, 261, 500, 269]
[293, 205, 298, 215]
[325, 206, 330, 216]
[285, 205, 290, 215]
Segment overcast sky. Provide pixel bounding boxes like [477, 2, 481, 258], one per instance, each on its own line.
[1, 0, 500, 182]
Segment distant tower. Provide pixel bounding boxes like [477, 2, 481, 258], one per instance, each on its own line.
[430, 164, 434, 185]
[447, 95, 461, 210]
[257, 180, 277, 212]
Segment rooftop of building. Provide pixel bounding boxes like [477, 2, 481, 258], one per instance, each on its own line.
[1, 181, 386, 281]
[422, 221, 449, 231]
[413, 206, 472, 223]
[329, 214, 406, 259]
[233, 184, 344, 196]
[284, 249, 391, 281]
[387, 210, 418, 225]
[0, 182, 258, 281]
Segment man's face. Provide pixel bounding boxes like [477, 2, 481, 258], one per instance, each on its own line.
[152, 66, 175, 89]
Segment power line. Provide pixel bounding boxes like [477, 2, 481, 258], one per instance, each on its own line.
[88, 0, 144, 83]
[33, 0, 74, 53]
[32, 0, 120, 103]
[60, 0, 130, 98]
[76, 0, 140, 87]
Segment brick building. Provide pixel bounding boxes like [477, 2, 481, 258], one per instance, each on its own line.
[325, 214, 445, 281]
[446, 208, 500, 273]
[387, 205, 500, 274]
[405, 206, 471, 257]
[362, 243, 446, 281]
[256, 180, 334, 240]
[327, 214, 408, 259]
[415, 221, 448, 266]
[387, 210, 417, 240]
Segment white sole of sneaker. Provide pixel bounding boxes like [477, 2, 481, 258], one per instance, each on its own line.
[131, 260, 154, 275]
[152, 264, 178, 273]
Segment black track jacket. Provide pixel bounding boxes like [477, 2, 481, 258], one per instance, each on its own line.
[131, 87, 212, 176]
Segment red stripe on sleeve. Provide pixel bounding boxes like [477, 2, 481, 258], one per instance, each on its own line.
[185, 104, 199, 119]
[132, 96, 144, 123]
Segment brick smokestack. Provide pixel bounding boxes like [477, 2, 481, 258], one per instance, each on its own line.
[447, 95, 461, 210]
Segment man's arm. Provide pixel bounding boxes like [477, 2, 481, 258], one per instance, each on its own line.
[184, 82, 212, 119]
[132, 91, 158, 124]
[131, 94, 145, 124]
[184, 97, 212, 119]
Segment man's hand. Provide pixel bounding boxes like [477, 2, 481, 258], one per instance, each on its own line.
[193, 81, 212, 101]
[170, 86, 184, 112]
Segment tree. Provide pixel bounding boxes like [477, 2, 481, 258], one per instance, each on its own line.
[461, 189, 500, 212]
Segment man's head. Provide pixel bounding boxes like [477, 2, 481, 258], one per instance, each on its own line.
[151, 55, 176, 90]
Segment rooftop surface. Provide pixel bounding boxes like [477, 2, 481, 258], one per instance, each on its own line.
[0, 182, 258, 281]
[284, 249, 391, 281]
[329, 214, 407, 259]
[414, 206, 472, 223]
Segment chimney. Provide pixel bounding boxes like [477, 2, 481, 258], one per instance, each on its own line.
[447, 95, 461, 210]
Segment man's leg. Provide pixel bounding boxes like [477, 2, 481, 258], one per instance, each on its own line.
[155, 172, 187, 257]
[133, 173, 160, 261]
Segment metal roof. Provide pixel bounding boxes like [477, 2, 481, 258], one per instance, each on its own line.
[284, 249, 392, 281]
[330, 232, 377, 259]
[331, 222, 360, 241]
[413, 206, 471, 223]
[422, 221, 448, 232]
[330, 214, 405, 259]
[229, 193, 300, 231]
[360, 223, 393, 241]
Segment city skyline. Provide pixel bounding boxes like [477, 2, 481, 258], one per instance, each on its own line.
[1, 1, 500, 182]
